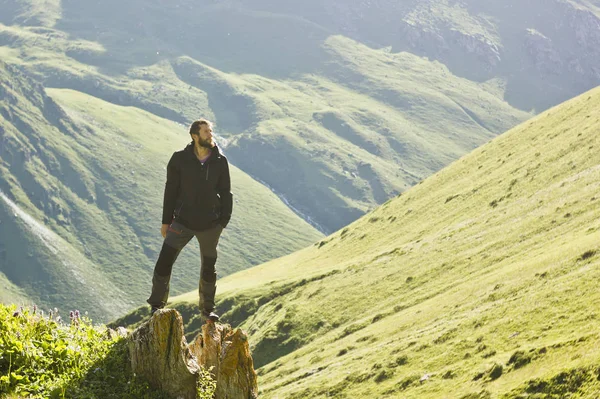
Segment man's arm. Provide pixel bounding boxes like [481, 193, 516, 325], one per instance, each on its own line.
[162, 153, 180, 227]
[217, 157, 233, 228]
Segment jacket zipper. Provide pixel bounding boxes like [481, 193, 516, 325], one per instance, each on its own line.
[206, 164, 210, 181]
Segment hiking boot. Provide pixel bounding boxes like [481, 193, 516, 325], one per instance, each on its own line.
[202, 310, 220, 323]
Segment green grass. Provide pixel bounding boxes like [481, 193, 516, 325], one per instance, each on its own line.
[154, 85, 600, 397]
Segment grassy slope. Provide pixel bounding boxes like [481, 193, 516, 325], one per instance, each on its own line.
[166, 86, 600, 397]
[0, 61, 322, 321]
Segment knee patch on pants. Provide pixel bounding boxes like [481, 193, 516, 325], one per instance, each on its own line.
[201, 256, 217, 283]
[155, 243, 179, 277]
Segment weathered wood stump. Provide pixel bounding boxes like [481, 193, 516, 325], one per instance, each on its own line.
[127, 309, 258, 399]
[189, 323, 258, 399]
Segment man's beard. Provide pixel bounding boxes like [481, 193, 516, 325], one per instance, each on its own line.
[198, 137, 215, 148]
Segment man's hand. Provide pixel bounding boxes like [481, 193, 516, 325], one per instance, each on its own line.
[161, 224, 170, 238]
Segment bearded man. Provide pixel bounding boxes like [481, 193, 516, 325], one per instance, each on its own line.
[147, 118, 232, 322]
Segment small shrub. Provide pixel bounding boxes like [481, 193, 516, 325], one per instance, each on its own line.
[434, 329, 456, 344]
[374, 369, 394, 383]
[397, 375, 420, 390]
[345, 371, 374, 383]
[473, 320, 485, 328]
[197, 367, 217, 399]
[392, 355, 408, 367]
[394, 304, 407, 312]
[514, 367, 592, 396]
[445, 194, 459, 203]
[442, 370, 455, 379]
[578, 250, 597, 261]
[488, 363, 503, 380]
[372, 313, 387, 323]
[508, 350, 533, 369]
[337, 321, 369, 339]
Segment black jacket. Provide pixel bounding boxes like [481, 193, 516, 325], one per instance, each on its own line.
[161, 143, 233, 230]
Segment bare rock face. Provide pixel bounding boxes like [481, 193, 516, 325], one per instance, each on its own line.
[524, 29, 562, 74]
[189, 323, 259, 399]
[128, 309, 258, 399]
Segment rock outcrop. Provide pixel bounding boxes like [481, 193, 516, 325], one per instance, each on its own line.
[128, 309, 258, 399]
[524, 28, 562, 74]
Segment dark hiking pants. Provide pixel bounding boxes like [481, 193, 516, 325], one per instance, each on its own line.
[147, 220, 223, 313]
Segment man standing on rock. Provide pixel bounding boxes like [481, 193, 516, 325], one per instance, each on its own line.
[147, 118, 233, 322]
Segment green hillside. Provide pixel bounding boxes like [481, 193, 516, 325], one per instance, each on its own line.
[0, 61, 322, 321]
[158, 85, 600, 397]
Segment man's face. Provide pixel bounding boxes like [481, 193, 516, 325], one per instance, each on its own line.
[195, 123, 215, 148]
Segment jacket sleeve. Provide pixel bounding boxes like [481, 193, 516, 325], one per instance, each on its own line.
[162, 153, 180, 225]
[217, 156, 233, 228]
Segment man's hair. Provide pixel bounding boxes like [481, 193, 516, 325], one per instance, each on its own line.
[189, 119, 212, 137]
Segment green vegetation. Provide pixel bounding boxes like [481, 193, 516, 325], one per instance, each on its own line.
[146, 86, 600, 397]
[0, 303, 215, 398]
